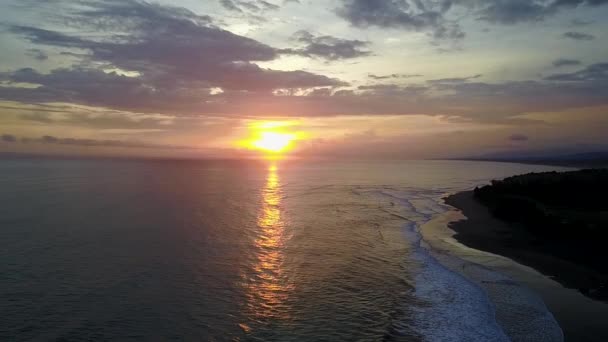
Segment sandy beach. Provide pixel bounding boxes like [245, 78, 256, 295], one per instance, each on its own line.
[436, 191, 608, 341]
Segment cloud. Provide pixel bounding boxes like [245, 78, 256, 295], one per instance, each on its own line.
[19, 112, 56, 123]
[2, 0, 345, 114]
[25, 49, 48, 61]
[283, 30, 372, 60]
[552, 0, 608, 8]
[257, 0, 280, 10]
[8, 10, 272, 66]
[357, 84, 428, 93]
[1, 67, 168, 112]
[336, 0, 465, 40]
[322, 69, 608, 120]
[563, 31, 596, 40]
[0, 65, 345, 115]
[570, 18, 593, 26]
[335, 0, 608, 39]
[468, 0, 608, 25]
[552, 58, 582, 67]
[544, 62, 608, 81]
[220, 0, 243, 12]
[2, 0, 608, 124]
[3, 63, 608, 121]
[427, 74, 482, 84]
[475, 0, 551, 24]
[17, 108, 175, 129]
[8, 0, 343, 91]
[368, 73, 423, 80]
[219, 0, 279, 13]
[1, 134, 17, 143]
[17, 135, 191, 149]
[429, 76, 608, 117]
[508, 133, 529, 142]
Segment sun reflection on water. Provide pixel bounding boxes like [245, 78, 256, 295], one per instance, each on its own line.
[242, 163, 293, 326]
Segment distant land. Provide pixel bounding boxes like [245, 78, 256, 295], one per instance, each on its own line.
[457, 151, 608, 168]
[446, 169, 608, 301]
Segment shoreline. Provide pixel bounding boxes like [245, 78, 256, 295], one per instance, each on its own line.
[437, 191, 608, 341]
[418, 210, 562, 341]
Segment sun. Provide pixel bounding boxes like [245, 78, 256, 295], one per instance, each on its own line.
[237, 120, 305, 156]
[252, 132, 295, 153]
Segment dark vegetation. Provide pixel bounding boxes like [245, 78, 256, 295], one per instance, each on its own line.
[473, 169, 608, 299]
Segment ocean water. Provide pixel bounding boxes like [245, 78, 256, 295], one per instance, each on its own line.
[0, 158, 568, 341]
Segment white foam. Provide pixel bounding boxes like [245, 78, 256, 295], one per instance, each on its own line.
[402, 221, 510, 342]
[373, 189, 563, 342]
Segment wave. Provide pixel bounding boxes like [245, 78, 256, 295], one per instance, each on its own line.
[371, 187, 562, 341]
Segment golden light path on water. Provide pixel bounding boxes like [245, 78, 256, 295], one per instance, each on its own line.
[241, 163, 293, 332]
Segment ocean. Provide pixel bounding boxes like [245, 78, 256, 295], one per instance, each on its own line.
[0, 158, 570, 341]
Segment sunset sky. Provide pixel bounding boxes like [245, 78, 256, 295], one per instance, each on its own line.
[1, 0, 607, 159]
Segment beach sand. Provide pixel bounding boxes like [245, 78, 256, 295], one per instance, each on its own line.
[422, 191, 608, 341]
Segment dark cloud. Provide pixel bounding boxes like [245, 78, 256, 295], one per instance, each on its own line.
[552, 58, 582, 67]
[1, 134, 18, 143]
[258, 0, 280, 10]
[2, 0, 345, 114]
[2, 0, 608, 122]
[368, 73, 423, 80]
[508, 133, 529, 142]
[427, 74, 482, 84]
[336, 0, 465, 40]
[468, 0, 608, 25]
[9, 25, 88, 51]
[238, 1, 261, 11]
[426, 75, 608, 119]
[359, 84, 411, 91]
[476, 0, 550, 24]
[335, 0, 608, 39]
[8, 10, 274, 66]
[301, 68, 605, 120]
[302, 73, 605, 118]
[17, 109, 174, 129]
[552, 0, 608, 8]
[1, 67, 164, 111]
[220, 0, 243, 12]
[356, 84, 429, 97]
[8, 16, 280, 75]
[25, 48, 49, 61]
[3, 63, 608, 121]
[219, 0, 279, 12]
[544, 62, 608, 81]
[570, 18, 593, 26]
[283, 30, 372, 60]
[20, 135, 190, 149]
[0, 66, 344, 115]
[563, 31, 596, 40]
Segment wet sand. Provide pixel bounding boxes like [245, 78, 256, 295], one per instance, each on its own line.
[434, 191, 608, 341]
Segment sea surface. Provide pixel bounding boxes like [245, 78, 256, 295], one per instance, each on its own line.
[0, 158, 570, 341]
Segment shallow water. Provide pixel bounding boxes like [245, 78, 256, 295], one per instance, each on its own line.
[0, 158, 570, 341]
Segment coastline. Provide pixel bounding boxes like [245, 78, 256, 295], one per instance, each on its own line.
[434, 191, 608, 341]
[445, 190, 608, 301]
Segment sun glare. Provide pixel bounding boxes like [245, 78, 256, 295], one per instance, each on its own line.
[253, 132, 295, 153]
[239, 120, 304, 155]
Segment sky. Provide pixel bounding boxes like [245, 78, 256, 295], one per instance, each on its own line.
[0, 0, 607, 159]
